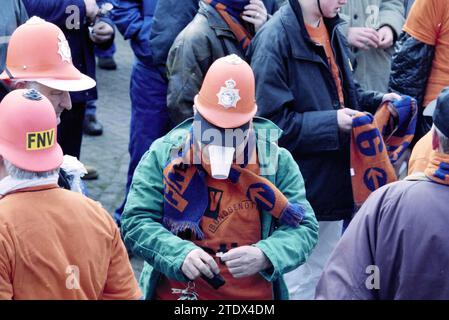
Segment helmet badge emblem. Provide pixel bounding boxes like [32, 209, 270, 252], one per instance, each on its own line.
[217, 79, 241, 109]
[57, 32, 72, 62]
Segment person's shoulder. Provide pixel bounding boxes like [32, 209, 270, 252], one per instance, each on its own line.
[57, 188, 104, 210]
[384, 178, 437, 194]
[369, 179, 444, 217]
[63, 190, 118, 226]
[172, 13, 212, 47]
[376, 179, 424, 200]
[255, 8, 288, 41]
[250, 5, 294, 57]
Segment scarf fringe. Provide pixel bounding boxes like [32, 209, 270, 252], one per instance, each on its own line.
[163, 217, 205, 240]
[279, 203, 305, 228]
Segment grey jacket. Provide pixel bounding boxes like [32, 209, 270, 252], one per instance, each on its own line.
[166, 2, 246, 125]
[0, 0, 28, 72]
[166, 1, 278, 125]
[316, 177, 449, 299]
[340, 0, 404, 92]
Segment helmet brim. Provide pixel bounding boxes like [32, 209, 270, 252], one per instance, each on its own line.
[35, 74, 96, 92]
[194, 94, 257, 129]
[0, 139, 63, 172]
[0, 71, 96, 92]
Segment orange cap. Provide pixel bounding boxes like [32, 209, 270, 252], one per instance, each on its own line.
[194, 54, 257, 128]
[0, 17, 95, 92]
[0, 89, 63, 172]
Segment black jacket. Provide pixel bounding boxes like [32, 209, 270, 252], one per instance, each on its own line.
[0, 81, 10, 102]
[248, 0, 384, 221]
[389, 32, 435, 141]
[58, 169, 72, 190]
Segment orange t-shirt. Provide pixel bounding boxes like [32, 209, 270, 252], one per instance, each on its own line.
[155, 163, 273, 300]
[403, 0, 449, 106]
[0, 185, 141, 300]
[306, 19, 345, 106]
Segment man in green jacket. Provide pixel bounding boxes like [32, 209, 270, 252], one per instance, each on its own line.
[122, 55, 318, 300]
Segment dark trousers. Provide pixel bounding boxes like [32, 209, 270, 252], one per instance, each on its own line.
[114, 60, 172, 224]
[57, 102, 86, 159]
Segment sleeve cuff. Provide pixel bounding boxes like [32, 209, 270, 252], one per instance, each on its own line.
[254, 242, 280, 282]
[171, 245, 199, 282]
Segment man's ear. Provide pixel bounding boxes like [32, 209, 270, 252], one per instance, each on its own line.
[432, 128, 440, 151]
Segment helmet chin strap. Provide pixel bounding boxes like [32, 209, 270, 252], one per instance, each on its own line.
[317, 0, 325, 17]
[4, 67, 14, 80]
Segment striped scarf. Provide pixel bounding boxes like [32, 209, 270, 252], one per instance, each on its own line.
[351, 96, 417, 209]
[203, 0, 252, 50]
[425, 151, 449, 186]
[162, 133, 305, 240]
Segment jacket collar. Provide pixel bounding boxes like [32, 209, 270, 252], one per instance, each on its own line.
[0, 183, 60, 200]
[164, 117, 283, 147]
[164, 117, 282, 178]
[281, 0, 344, 61]
[199, 1, 236, 38]
[0, 174, 60, 197]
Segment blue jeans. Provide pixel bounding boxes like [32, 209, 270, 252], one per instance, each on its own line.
[85, 100, 97, 117]
[114, 60, 172, 224]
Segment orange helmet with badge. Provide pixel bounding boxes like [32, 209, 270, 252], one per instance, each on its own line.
[194, 54, 257, 129]
[0, 89, 63, 172]
[0, 17, 95, 92]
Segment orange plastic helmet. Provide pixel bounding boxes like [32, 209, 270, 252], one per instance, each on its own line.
[194, 54, 257, 129]
[0, 16, 95, 92]
[0, 89, 63, 172]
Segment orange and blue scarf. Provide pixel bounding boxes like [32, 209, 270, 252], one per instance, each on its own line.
[425, 151, 449, 186]
[162, 133, 305, 239]
[351, 96, 417, 208]
[203, 0, 252, 50]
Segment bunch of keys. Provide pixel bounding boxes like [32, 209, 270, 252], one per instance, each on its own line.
[171, 252, 226, 300]
[171, 282, 199, 300]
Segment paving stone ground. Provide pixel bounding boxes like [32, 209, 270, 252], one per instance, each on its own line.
[80, 34, 143, 279]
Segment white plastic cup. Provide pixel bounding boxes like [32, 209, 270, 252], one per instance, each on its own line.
[208, 145, 235, 180]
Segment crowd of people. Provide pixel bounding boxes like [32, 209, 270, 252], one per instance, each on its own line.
[1, 0, 449, 301]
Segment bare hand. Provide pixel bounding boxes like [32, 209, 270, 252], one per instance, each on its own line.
[347, 27, 379, 50]
[84, 0, 99, 22]
[378, 26, 394, 49]
[221, 246, 271, 278]
[181, 249, 220, 281]
[89, 21, 114, 43]
[242, 0, 268, 32]
[337, 108, 358, 133]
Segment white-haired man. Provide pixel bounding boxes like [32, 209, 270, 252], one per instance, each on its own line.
[0, 89, 141, 300]
[0, 17, 97, 190]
